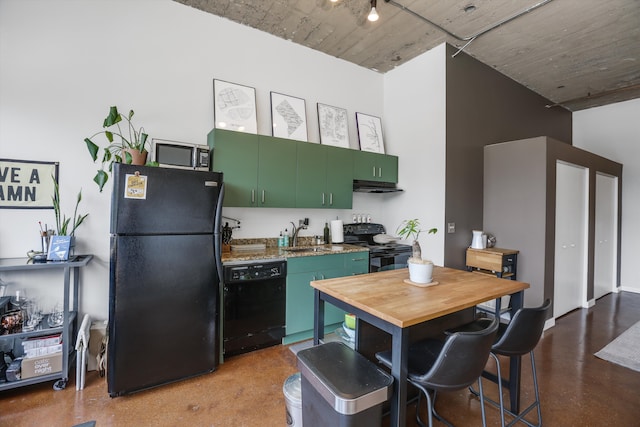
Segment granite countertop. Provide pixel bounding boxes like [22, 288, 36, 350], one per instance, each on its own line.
[221, 240, 368, 265]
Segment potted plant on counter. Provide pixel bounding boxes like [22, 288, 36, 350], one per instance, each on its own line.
[84, 106, 152, 192]
[396, 219, 437, 284]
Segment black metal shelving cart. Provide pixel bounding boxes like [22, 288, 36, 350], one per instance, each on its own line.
[0, 255, 93, 391]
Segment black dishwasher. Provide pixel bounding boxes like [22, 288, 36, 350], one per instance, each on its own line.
[223, 260, 287, 358]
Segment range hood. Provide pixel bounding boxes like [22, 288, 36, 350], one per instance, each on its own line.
[353, 179, 404, 193]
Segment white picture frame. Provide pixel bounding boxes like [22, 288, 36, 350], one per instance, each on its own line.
[270, 92, 308, 141]
[213, 79, 257, 134]
[317, 103, 349, 148]
[356, 112, 385, 154]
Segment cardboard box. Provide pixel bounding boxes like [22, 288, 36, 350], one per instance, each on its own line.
[88, 320, 107, 371]
[21, 352, 62, 379]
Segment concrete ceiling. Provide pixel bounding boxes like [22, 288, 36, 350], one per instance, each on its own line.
[174, 0, 640, 111]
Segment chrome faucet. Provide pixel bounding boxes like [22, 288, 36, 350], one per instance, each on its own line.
[291, 219, 308, 247]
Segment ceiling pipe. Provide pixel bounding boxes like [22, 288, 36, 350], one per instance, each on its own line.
[384, 0, 555, 57]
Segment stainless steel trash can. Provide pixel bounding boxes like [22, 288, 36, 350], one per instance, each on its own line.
[283, 372, 303, 426]
[297, 341, 393, 427]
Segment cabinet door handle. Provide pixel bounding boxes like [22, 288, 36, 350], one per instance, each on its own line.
[261, 190, 265, 204]
[329, 193, 333, 205]
[378, 167, 382, 177]
[352, 257, 367, 261]
[372, 166, 376, 177]
[251, 189, 255, 204]
[322, 193, 325, 206]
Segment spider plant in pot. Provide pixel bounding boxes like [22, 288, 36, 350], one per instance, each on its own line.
[84, 106, 152, 192]
[396, 219, 438, 283]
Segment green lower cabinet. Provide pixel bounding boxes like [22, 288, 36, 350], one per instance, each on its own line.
[284, 252, 368, 344]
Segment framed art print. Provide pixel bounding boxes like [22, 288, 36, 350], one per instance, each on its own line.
[317, 103, 349, 148]
[356, 112, 385, 154]
[0, 159, 58, 209]
[213, 79, 258, 134]
[270, 92, 308, 141]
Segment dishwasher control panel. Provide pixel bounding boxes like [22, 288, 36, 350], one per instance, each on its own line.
[224, 261, 287, 283]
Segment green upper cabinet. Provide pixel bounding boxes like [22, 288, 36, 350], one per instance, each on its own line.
[296, 144, 353, 209]
[353, 151, 398, 183]
[209, 129, 296, 207]
[209, 129, 259, 207]
[258, 136, 297, 207]
[210, 129, 399, 208]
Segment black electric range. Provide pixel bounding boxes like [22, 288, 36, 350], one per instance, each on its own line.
[343, 223, 412, 272]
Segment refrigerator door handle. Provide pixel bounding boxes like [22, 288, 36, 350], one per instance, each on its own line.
[214, 182, 225, 284]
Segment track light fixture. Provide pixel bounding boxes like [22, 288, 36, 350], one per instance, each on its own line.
[368, 0, 379, 22]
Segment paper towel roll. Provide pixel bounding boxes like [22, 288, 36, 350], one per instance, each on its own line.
[330, 220, 344, 243]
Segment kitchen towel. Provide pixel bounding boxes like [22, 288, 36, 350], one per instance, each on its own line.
[330, 220, 344, 243]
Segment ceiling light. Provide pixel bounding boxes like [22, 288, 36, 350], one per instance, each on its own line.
[368, 0, 379, 22]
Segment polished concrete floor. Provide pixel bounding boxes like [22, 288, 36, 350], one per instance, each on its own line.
[1, 291, 639, 426]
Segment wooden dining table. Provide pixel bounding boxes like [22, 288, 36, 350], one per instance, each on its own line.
[311, 266, 530, 427]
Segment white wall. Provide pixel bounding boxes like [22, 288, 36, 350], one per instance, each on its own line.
[381, 44, 447, 265]
[573, 98, 640, 293]
[0, 0, 387, 319]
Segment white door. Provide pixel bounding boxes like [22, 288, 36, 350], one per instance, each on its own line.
[554, 161, 588, 318]
[594, 173, 618, 299]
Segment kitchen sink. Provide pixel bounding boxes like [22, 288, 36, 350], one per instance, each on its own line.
[283, 247, 330, 253]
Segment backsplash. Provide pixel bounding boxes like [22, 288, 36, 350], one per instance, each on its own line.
[230, 236, 318, 248]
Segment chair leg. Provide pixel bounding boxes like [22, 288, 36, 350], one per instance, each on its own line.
[505, 351, 542, 427]
[472, 351, 543, 427]
[414, 389, 428, 427]
[491, 352, 506, 427]
[430, 391, 454, 427]
[477, 375, 488, 427]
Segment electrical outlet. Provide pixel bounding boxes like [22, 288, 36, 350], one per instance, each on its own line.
[447, 222, 455, 233]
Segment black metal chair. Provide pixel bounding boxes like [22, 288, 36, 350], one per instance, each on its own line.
[467, 299, 551, 427]
[375, 318, 499, 427]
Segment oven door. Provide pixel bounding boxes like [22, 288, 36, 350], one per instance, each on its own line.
[370, 252, 410, 272]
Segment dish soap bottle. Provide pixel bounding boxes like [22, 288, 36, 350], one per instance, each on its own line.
[323, 222, 330, 244]
[283, 228, 289, 247]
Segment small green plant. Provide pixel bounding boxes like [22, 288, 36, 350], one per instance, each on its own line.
[52, 176, 88, 236]
[396, 219, 437, 260]
[84, 106, 151, 192]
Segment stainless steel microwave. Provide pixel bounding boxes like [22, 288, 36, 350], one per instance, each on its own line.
[151, 139, 210, 171]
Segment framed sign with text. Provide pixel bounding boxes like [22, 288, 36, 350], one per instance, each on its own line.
[0, 159, 58, 209]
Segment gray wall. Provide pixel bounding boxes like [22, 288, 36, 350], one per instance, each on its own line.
[484, 136, 623, 311]
[443, 44, 572, 269]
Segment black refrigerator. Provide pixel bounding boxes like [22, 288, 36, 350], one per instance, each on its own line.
[107, 163, 224, 397]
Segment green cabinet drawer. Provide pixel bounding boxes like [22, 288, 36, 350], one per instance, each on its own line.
[344, 251, 369, 275]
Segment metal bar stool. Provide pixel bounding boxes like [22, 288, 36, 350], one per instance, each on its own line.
[376, 319, 499, 427]
[468, 299, 551, 427]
